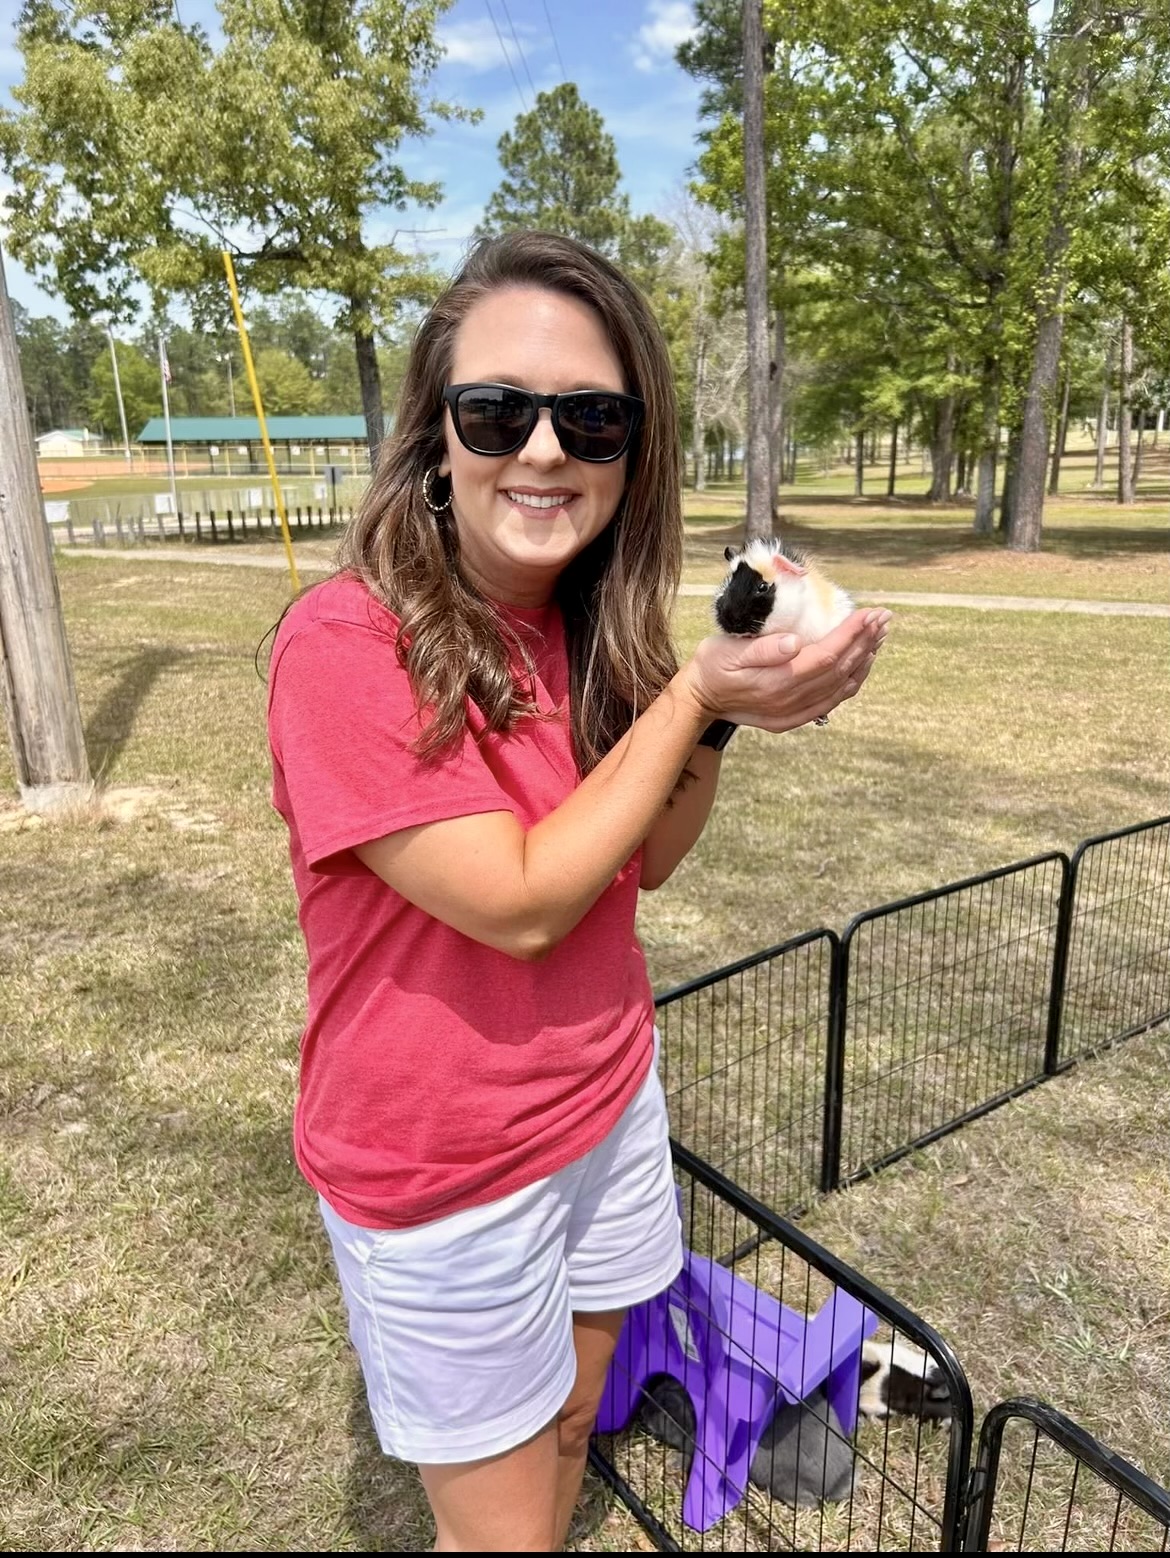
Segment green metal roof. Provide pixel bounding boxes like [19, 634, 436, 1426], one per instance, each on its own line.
[136, 415, 368, 443]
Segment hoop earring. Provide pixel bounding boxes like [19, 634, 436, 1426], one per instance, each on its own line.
[422, 466, 452, 515]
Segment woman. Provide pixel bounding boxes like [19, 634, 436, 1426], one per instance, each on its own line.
[267, 231, 888, 1551]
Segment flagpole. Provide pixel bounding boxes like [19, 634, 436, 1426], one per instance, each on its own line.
[158, 334, 179, 535]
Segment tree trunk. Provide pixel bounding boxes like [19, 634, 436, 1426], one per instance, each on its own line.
[354, 321, 385, 465]
[973, 393, 999, 534]
[1007, 301, 1063, 550]
[1092, 345, 1112, 488]
[1132, 408, 1145, 489]
[1007, 0, 1096, 549]
[769, 304, 785, 511]
[1047, 365, 1071, 495]
[742, 0, 772, 541]
[691, 327, 708, 490]
[854, 430, 865, 496]
[1153, 405, 1163, 446]
[928, 389, 955, 501]
[1117, 315, 1133, 506]
[0, 248, 90, 805]
[998, 425, 1021, 534]
[887, 420, 899, 498]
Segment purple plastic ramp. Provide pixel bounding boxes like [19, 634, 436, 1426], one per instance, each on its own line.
[597, 1251, 879, 1532]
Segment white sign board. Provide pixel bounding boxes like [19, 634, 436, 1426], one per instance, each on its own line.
[154, 493, 173, 515]
[314, 483, 327, 501]
[247, 488, 263, 509]
[209, 444, 221, 456]
[336, 445, 350, 455]
[237, 446, 248, 455]
[44, 501, 70, 524]
[291, 444, 301, 455]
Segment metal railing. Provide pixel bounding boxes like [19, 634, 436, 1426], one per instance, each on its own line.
[965, 1398, 1170, 1552]
[655, 818, 1170, 1218]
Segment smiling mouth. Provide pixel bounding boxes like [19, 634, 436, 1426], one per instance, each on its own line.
[504, 489, 576, 511]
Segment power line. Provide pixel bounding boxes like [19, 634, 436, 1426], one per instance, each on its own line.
[540, 0, 568, 82]
[484, 0, 527, 112]
[499, 0, 538, 100]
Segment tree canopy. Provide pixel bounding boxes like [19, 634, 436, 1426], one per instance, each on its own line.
[0, 0, 471, 457]
[476, 82, 673, 291]
[678, 0, 1170, 544]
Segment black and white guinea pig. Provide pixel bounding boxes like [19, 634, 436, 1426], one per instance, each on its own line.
[859, 1335, 953, 1424]
[714, 536, 853, 642]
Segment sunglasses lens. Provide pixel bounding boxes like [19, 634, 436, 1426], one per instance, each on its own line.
[557, 393, 636, 461]
[454, 385, 533, 453]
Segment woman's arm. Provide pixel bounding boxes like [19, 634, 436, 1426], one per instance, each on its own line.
[638, 745, 723, 891]
[354, 611, 888, 960]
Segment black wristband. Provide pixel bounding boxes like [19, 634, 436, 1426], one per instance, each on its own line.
[698, 719, 737, 751]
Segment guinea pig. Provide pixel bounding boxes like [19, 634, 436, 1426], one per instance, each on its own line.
[638, 1374, 860, 1509]
[858, 1335, 953, 1424]
[714, 537, 853, 642]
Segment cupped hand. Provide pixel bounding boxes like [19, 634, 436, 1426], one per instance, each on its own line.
[683, 609, 891, 733]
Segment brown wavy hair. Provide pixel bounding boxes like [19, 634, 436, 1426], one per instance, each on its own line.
[335, 230, 683, 774]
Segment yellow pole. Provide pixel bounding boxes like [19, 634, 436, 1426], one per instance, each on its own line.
[222, 251, 300, 593]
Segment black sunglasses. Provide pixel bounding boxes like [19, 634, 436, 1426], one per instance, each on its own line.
[442, 382, 644, 463]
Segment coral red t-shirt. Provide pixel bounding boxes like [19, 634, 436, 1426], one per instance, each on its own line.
[267, 573, 655, 1229]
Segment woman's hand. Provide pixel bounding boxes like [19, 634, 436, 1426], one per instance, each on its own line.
[682, 609, 891, 733]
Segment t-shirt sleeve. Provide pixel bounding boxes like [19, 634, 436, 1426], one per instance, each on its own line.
[268, 617, 516, 871]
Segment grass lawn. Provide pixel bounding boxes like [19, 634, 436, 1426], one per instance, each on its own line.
[1, 523, 1168, 1550]
[66, 442, 1168, 607]
[678, 461, 1169, 605]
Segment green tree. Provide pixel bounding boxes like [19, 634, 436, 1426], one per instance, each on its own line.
[476, 82, 672, 284]
[683, 0, 1170, 546]
[0, 0, 471, 461]
[478, 83, 627, 251]
[13, 305, 107, 434]
[13, 305, 72, 433]
[252, 347, 324, 416]
[88, 340, 161, 440]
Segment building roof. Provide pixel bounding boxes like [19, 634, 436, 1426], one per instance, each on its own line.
[37, 427, 99, 442]
[136, 415, 368, 444]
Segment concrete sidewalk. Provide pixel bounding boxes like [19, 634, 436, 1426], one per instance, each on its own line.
[58, 546, 1170, 617]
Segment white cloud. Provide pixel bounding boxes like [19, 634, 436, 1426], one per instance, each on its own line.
[438, 15, 542, 77]
[630, 1, 696, 73]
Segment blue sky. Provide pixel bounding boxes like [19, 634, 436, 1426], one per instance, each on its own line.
[0, 0, 705, 324]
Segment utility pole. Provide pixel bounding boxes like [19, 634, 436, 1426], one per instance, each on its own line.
[99, 319, 133, 465]
[743, 0, 772, 541]
[0, 243, 91, 808]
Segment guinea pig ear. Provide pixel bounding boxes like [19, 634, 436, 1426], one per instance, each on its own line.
[774, 552, 807, 578]
[724, 546, 736, 562]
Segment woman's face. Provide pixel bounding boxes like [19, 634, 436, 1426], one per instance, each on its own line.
[438, 285, 630, 607]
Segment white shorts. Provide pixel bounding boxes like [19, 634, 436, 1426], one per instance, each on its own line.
[318, 1044, 682, 1465]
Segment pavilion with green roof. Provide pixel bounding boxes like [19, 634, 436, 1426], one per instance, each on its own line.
[135, 415, 371, 476]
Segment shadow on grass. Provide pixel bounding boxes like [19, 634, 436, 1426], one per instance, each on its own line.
[84, 644, 187, 777]
[682, 510, 1169, 573]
